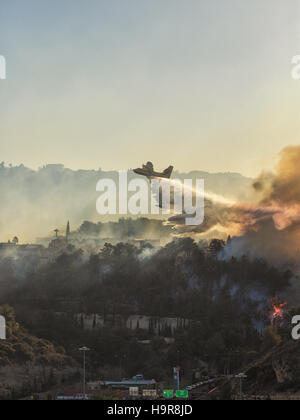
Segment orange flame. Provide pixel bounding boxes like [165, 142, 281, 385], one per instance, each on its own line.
[270, 297, 287, 326]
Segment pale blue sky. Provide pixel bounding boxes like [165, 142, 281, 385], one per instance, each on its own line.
[1, 0, 300, 176]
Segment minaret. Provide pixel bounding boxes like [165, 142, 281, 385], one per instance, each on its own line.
[66, 221, 70, 241]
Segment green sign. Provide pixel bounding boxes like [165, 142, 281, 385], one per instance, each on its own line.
[163, 390, 174, 399]
[176, 390, 189, 399]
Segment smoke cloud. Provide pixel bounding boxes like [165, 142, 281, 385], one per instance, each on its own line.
[169, 146, 300, 263]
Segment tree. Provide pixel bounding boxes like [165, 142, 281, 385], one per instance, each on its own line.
[12, 237, 19, 245]
[209, 239, 225, 256]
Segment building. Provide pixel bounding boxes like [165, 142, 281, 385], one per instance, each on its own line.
[0, 242, 16, 251]
[88, 376, 156, 391]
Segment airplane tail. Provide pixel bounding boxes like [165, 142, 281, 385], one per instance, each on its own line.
[163, 166, 174, 178]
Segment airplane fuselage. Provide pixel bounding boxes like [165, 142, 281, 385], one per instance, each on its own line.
[133, 168, 171, 179]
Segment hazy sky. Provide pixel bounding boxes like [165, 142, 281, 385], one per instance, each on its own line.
[1, 0, 300, 176]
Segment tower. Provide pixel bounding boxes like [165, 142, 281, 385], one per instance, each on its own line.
[66, 221, 70, 241]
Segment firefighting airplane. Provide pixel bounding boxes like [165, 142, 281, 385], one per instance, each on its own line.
[133, 162, 174, 180]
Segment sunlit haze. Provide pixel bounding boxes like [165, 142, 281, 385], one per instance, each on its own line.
[1, 0, 300, 176]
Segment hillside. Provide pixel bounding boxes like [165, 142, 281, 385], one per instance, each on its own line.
[244, 338, 300, 396]
[0, 237, 293, 388]
[0, 305, 77, 399]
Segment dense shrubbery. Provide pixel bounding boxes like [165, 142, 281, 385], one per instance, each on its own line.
[0, 305, 71, 368]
